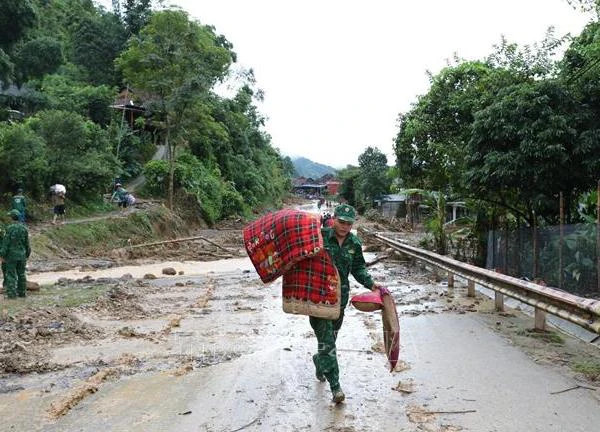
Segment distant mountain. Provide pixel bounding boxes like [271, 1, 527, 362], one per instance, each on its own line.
[292, 157, 337, 179]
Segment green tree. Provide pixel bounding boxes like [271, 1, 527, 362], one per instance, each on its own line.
[337, 165, 360, 208]
[27, 110, 119, 200]
[394, 61, 493, 192]
[116, 9, 234, 209]
[281, 155, 297, 178]
[466, 80, 596, 225]
[0, 123, 48, 198]
[122, 0, 153, 36]
[14, 37, 64, 82]
[0, 0, 37, 51]
[565, 0, 600, 13]
[0, 0, 37, 84]
[72, 12, 127, 85]
[357, 146, 389, 207]
[36, 74, 114, 125]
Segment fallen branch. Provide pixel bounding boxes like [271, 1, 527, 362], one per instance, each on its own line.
[550, 384, 597, 395]
[125, 235, 208, 249]
[425, 409, 476, 415]
[366, 254, 389, 267]
[124, 235, 234, 254]
[48, 369, 117, 418]
[196, 236, 235, 254]
[198, 251, 233, 259]
[230, 417, 260, 432]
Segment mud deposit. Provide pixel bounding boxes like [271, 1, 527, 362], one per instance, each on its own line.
[1, 208, 599, 431]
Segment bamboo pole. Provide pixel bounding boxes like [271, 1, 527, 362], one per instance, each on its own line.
[533, 212, 538, 280]
[516, 216, 521, 276]
[503, 217, 509, 275]
[559, 192, 564, 290]
[597, 180, 600, 293]
[125, 235, 233, 254]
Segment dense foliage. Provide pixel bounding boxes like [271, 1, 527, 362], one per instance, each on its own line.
[394, 30, 600, 227]
[0, 0, 291, 219]
[336, 147, 393, 212]
[393, 18, 600, 288]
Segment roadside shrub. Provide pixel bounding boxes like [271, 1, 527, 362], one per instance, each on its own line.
[0, 123, 48, 198]
[142, 159, 168, 196]
[221, 181, 246, 217]
[364, 208, 384, 222]
[143, 153, 226, 225]
[27, 110, 119, 201]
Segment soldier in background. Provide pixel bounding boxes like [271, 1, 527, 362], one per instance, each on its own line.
[11, 188, 27, 223]
[0, 210, 31, 299]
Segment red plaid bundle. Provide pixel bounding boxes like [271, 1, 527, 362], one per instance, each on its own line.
[282, 251, 341, 319]
[243, 209, 323, 283]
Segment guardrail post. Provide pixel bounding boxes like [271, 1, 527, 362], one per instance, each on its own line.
[432, 266, 438, 281]
[467, 280, 475, 297]
[535, 308, 547, 331]
[495, 292, 504, 312]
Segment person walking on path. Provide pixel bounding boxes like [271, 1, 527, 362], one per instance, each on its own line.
[0, 210, 31, 299]
[111, 183, 129, 212]
[11, 188, 27, 223]
[52, 190, 66, 225]
[311, 203, 384, 403]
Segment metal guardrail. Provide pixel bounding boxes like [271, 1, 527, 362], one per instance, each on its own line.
[368, 231, 600, 335]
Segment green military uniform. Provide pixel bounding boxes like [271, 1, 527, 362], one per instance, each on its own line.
[11, 193, 27, 223]
[112, 186, 128, 204]
[1, 212, 31, 298]
[310, 205, 374, 397]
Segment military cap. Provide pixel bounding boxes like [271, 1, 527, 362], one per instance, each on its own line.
[334, 204, 356, 223]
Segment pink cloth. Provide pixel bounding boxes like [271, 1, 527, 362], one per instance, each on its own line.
[350, 291, 383, 312]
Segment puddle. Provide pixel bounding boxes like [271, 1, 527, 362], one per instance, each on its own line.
[27, 258, 255, 286]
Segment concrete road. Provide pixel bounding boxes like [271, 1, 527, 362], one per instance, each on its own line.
[3, 266, 594, 432]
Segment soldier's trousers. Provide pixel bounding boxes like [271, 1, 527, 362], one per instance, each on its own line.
[309, 309, 345, 392]
[4, 260, 26, 298]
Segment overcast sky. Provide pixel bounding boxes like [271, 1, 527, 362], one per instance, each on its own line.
[101, 0, 592, 168]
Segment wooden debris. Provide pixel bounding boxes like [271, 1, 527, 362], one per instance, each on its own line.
[171, 362, 193, 377]
[48, 369, 117, 418]
[124, 235, 234, 254]
[194, 285, 214, 308]
[393, 379, 415, 394]
[393, 360, 411, 372]
[366, 254, 390, 267]
[406, 405, 476, 425]
[550, 384, 597, 395]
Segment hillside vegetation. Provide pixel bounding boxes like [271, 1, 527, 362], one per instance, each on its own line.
[0, 0, 293, 223]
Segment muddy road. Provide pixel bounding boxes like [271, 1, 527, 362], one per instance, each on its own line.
[1, 203, 600, 431]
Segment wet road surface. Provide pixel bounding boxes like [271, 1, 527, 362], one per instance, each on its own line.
[1, 254, 600, 431]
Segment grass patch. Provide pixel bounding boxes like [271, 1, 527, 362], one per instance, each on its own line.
[31, 207, 190, 258]
[572, 359, 600, 381]
[26, 199, 115, 224]
[516, 328, 565, 345]
[0, 284, 110, 317]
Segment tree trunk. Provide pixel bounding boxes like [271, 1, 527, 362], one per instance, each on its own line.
[166, 127, 174, 210]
